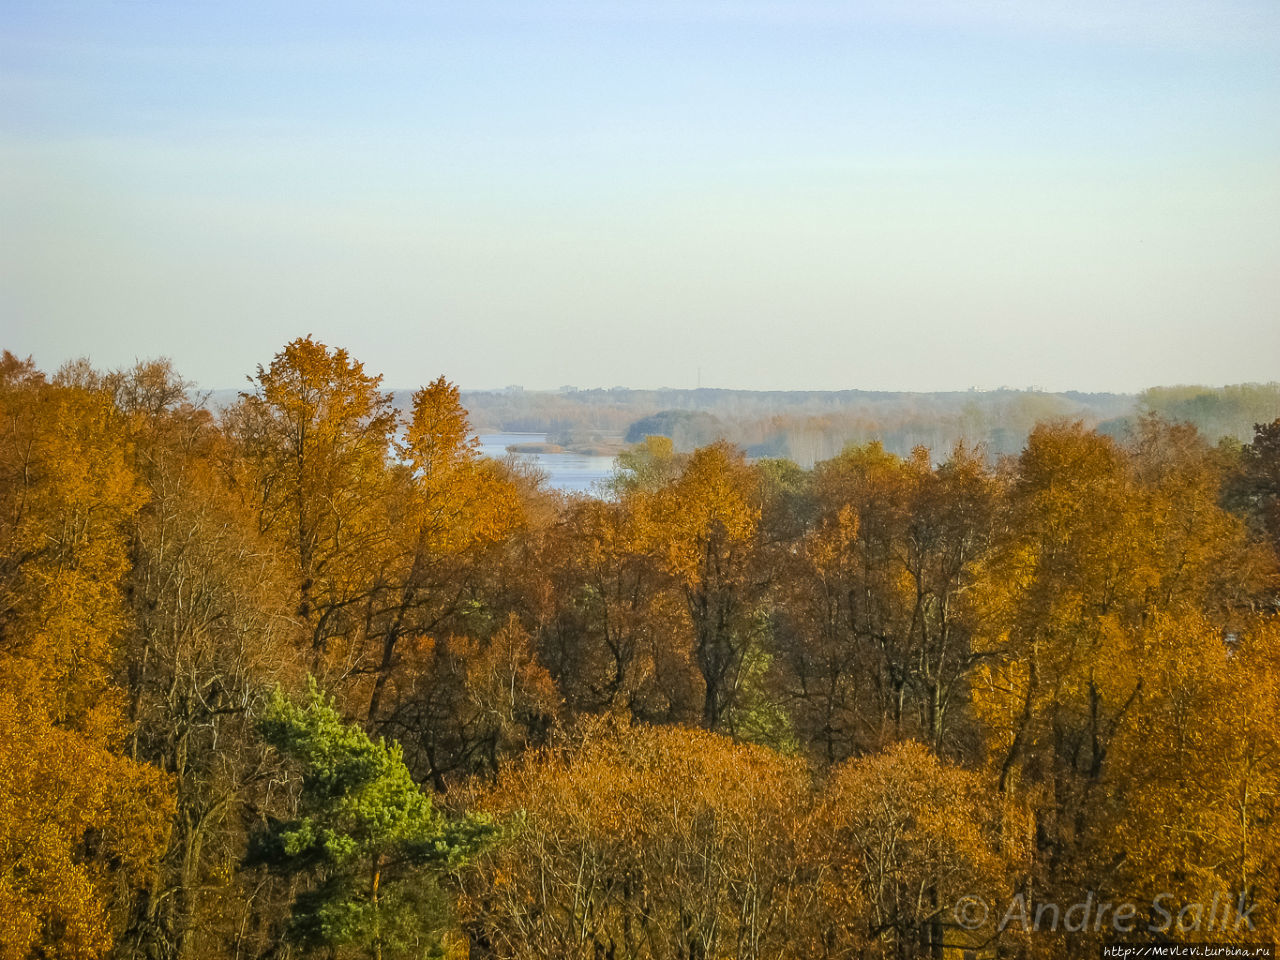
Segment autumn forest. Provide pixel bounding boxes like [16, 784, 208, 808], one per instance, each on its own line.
[4, 337, 1280, 960]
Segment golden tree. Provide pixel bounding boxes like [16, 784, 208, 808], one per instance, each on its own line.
[648, 442, 763, 732]
[458, 718, 808, 960]
[226, 336, 397, 663]
[970, 419, 1276, 947]
[802, 741, 1027, 959]
[0, 355, 172, 959]
[771, 442, 996, 762]
[365, 378, 524, 723]
[535, 493, 699, 723]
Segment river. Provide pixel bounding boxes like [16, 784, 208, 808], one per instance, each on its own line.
[476, 433, 617, 494]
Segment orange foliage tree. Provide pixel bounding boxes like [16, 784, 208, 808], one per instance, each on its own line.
[365, 377, 525, 723]
[970, 419, 1277, 950]
[226, 336, 397, 664]
[802, 741, 1028, 959]
[771, 442, 996, 763]
[647, 442, 765, 732]
[535, 493, 700, 724]
[0, 355, 172, 958]
[457, 718, 808, 960]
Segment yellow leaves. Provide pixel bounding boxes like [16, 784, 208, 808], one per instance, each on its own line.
[462, 726, 1027, 960]
[536, 492, 700, 722]
[803, 742, 1029, 958]
[403, 376, 478, 480]
[969, 426, 1280, 946]
[0, 370, 145, 716]
[395, 375, 524, 560]
[460, 718, 808, 958]
[1096, 614, 1280, 938]
[650, 441, 760, 586]
[815, 741, 1025, 889]
[233, 336, 397, 626]
[408, 455, 524, 560]
[610, 434, 678, 494]
[804, 502, 859, 577]
[256, 336, 394, 440]
[0, 368, 173, 959]
[9, 342, 1280, 956]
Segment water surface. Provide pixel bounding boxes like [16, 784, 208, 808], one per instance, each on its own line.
[477, 432, 616, 494]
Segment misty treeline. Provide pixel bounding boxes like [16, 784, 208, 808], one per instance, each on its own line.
[3, 337, 1280, 960]
[451, 381, 1280, 466]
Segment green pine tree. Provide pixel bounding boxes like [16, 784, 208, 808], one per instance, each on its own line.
[249, 680, 494, 959]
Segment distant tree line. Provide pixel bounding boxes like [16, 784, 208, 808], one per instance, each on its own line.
[457, 382, 1280, 466]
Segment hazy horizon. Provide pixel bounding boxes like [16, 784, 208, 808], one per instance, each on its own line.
[170, 377, 1274, 399]
[4, 1, 1278, 393]
[7, 352, 1279, 401]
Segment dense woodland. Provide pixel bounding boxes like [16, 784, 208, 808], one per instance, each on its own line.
[3, 337, 1280, 960]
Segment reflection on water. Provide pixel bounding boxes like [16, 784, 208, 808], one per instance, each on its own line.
[476, 433, 616, 495]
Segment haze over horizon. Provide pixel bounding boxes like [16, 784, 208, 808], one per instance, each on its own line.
[3, 1, 1278, 393]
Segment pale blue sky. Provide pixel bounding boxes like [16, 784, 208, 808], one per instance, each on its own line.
[2, 1, 1278, 391]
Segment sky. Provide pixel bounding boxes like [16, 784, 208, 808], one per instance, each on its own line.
[2, 0, 1278, 393]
